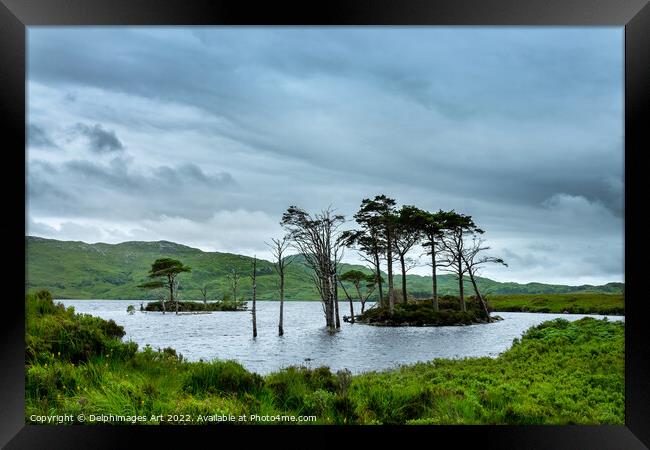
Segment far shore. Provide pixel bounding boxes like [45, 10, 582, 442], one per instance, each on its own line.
[55, 292, 625, 316]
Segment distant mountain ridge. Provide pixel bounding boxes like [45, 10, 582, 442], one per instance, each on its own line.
[25, 236, 624, 300]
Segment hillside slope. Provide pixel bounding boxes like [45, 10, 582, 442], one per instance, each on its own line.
[25, 236, 624, 300]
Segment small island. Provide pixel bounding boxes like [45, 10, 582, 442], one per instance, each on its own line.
[137, 258, 248, 314]
[350, 296, 502, 327]
[143, 299, 247, 312]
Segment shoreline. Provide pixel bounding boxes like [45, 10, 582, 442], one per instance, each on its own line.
[56, 298, 626, 317]
[27, 290, 626, 425]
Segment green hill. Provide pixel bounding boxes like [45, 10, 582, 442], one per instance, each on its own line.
[25, 236, 624, 300]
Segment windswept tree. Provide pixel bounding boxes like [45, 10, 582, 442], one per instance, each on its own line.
[266, 235, 294, 336]
[341, 230, 385, 305]
[398, 256, 420, 289]
[281, 205, 346, 331]
[339, 269, 380, 317]
[409, 208, 453, 311]
[394, 205, 424, 304]
[354, 195, 398, 314]
[461, 236, 507, 319]
[338, 270, 359, 324]
[144, 258, 191, 315]
[438, 212, 482, 312]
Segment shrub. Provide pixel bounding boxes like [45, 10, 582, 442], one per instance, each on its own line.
[183, 360, 263, 396]
[26, 290, 129, 364]
[266, 366, 339, 412]
[359, 302, 486, 326]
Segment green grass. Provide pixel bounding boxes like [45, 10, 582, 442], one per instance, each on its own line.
[26, 236, 624, 300]
[26, 290, 624, 425]
[486, 293, 624, 315]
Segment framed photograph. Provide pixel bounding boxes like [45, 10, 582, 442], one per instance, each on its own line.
[2, 0, 648, 448]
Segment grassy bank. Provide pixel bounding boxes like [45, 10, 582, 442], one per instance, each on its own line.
[26, 290, 624, 425]
[486, 293, 624, 315]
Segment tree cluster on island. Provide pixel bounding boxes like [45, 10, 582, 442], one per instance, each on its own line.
[279, 194, 507, 331]
[137, 258, 247, 314]
[134, 194, 506, 334]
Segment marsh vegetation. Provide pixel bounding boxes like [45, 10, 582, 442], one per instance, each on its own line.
[26, 291, 624, 425]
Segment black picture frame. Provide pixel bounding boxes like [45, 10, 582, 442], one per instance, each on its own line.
[2, 0, 648, 448]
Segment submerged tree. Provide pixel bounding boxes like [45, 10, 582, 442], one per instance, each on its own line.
[281, 205, 346, 331]
[143, 258, 191, 315]
[267, 235, 294, 336]
[251, 256, 258, 338]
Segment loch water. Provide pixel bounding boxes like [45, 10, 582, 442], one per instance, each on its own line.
[59, 299, 624, 375]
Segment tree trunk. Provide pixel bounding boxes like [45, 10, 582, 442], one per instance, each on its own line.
[468, 268, 490, 319]
[431, 237, 438, 312]
[386, 228, 395, 315]
[399, 254, 408, 304]
[458, 254, 466, 312]
[323, 276, 333, 329]
[168, 275, 176, 315]
[354, 282, 364, 315]
[339, 279, 355, 324]
[252, 258, 257, 338]
[334, 274, 341, 329]
[374, 252, 383, 307]
[279, 272, 284, 336]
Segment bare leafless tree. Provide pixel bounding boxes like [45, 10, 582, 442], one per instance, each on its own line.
[251, 256, 258, 338]
[281, 205, 346, 331]
[199, 285, 208, 305]
[226, 267, 241, 304]
[438, 228, 468, 310]
[460, 236, 507, 319]
[438, 213, 481, 311]
[266, 235, 294, 336]
[333, 247, 343, 329]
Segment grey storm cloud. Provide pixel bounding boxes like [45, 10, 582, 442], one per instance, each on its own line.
[25, 27, 624, 284]
[28, 157, 237, 221]
[74, 123, 124, 153]
[27, 123, 56, 148]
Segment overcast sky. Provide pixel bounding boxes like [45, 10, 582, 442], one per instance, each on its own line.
[26, 27, 624, 285]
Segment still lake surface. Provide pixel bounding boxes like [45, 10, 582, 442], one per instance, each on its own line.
[59, 299, 624, 375]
